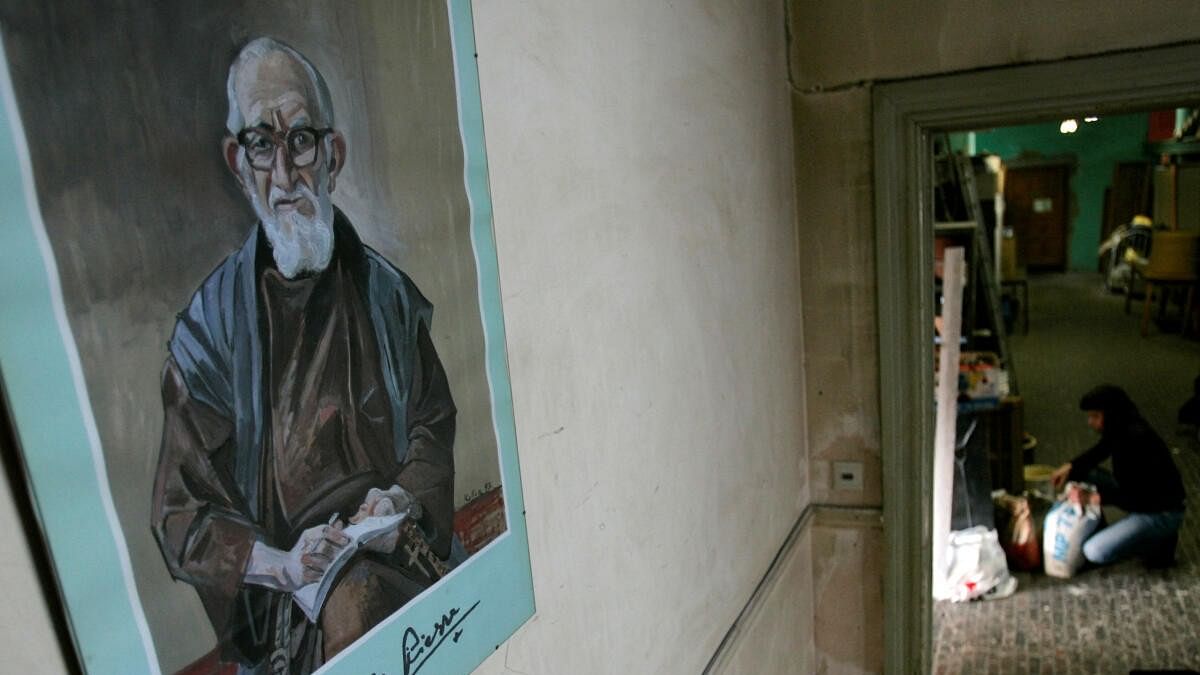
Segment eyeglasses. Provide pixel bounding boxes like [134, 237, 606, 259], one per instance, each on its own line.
[236, 126, 333, 171]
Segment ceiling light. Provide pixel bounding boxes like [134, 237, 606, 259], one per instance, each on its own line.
[1060, 119, 1079, 134]
[1084, 116, 1099, 123]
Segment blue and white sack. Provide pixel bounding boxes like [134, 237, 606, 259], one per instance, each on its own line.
[1042, 481, 1102, 578]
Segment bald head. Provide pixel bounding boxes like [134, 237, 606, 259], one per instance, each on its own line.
[225, 38, 334, 133]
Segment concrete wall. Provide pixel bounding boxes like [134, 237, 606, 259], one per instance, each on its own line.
[789, 0, 1200, 92]
[791, 82, 884, 675]
[788, 2, 1200, 672]
[468, 1, 805, 672]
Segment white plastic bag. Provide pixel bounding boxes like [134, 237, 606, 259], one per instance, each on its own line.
[944, 526, 1015, 602]
[1042, 481, 1102, 578]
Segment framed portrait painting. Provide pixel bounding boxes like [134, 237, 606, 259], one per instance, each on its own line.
[0, 1, 533, 673]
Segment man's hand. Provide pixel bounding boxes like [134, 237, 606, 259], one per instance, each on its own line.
[245, 521, 350, 592]
[351, 485, 421, 554]
[1050, 462, 1072, 492]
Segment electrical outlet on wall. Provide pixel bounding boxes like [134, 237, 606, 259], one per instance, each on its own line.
[832, 461, 864, 491]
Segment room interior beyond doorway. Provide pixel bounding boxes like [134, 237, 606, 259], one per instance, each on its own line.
[873, 42, 1200, 673]
[931, 108, 1200, 671]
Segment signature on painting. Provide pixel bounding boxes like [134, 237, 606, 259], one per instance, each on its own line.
[402, 600, 481, 675]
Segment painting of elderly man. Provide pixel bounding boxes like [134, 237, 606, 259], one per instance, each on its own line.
[152, 38, 457, 673]
[0, 3, 525, 674]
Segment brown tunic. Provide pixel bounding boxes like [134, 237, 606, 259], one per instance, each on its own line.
[153, 224, 455, 673]
[258, 260, 394, 538]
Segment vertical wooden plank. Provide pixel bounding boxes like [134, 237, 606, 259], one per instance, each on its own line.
[932, 246, 964, 600]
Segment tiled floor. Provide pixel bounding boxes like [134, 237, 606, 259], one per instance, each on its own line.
[933, 272, 1200, 674]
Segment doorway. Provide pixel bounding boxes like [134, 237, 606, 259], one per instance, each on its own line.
[873, 43, 1200, 673]
[935, 111, 1200, 671]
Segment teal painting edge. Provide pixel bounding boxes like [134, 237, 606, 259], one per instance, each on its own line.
[448, 0, 533, 553]
[318, 1, 535, 673]
[0, 32, 159, 675]
[446, 0, 535, 616]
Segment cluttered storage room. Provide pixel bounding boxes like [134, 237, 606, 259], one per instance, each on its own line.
[930, 110, 1200, 672]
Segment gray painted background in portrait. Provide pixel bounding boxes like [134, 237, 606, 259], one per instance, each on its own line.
[0, 2, 500, 671]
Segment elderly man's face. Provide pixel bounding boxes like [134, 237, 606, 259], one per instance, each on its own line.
[223, 52, 344, 218]
[222, 51, 348, 278]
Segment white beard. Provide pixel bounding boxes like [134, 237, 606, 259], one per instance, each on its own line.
[241, 161, 335, 279]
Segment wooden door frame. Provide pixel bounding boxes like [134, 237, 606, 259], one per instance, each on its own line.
[873, 42, 1200, 673]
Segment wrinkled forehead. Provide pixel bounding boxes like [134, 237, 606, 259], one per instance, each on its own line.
[233, 51, 324, 129]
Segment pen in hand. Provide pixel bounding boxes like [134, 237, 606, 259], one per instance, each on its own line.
[326, 512, 346, 536]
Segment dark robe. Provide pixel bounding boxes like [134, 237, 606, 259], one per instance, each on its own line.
[152, 213, 455, 672]
[1068, 385, 1184, 514]
[1067, 414, 1185, 513]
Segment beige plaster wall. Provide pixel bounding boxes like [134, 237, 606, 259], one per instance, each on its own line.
[789, 0, 1200, 90]
[788, 2, 1200, 673]
[709, 524, 816, 675]
[469, 0, 806, 673]
[793, 86, 880, 510]
[0, 440, 69, 673]
[791, 84, 884, 673]
[811, 510, 884, 674]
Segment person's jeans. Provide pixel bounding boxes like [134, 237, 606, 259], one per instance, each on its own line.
[1080, 468, 1185, 565]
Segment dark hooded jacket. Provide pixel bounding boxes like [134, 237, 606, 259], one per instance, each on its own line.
[1068, 385, 1185, 513]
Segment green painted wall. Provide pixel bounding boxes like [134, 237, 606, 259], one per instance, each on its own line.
[948, 131, 973, 155]
[974, 113, 1151, 271]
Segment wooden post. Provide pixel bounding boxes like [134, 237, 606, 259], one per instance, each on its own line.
[932, 246, 965, 600]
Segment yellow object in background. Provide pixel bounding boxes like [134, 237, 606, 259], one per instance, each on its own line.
[1000, 235, 1019, 281]
[1024, 463, 1056, 501]
[1144, 230, 1200, 280]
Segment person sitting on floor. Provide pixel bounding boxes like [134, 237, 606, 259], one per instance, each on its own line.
[1050, 384, 1186, 568]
